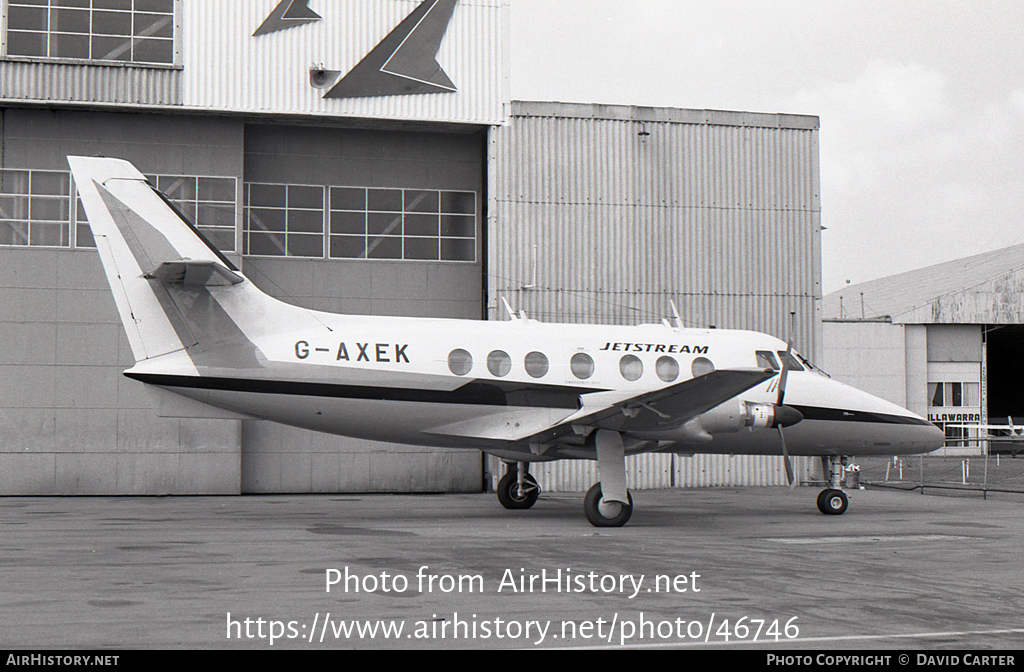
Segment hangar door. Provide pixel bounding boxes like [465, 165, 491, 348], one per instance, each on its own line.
[238, 124, 487, 494]
[984, 325, 1024, 453]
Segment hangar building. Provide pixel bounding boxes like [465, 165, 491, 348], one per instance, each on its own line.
[822, 244, 1024, 456]
[0, 0, 821, 495]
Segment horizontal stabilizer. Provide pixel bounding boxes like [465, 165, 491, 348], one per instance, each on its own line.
[146, 260, 244, 286]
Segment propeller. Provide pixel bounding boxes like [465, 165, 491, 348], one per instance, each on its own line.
[776, 341, 797, 489]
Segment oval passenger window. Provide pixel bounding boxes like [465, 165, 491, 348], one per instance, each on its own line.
[487, 350, 512, 377]
[448, 349, 473, 376]
[571, 353, 595, 380]
[691, 356, 715, 378]
[524, 351, 549, 378]
[656, 356, 679, 382]
[619, 355, 643, 381]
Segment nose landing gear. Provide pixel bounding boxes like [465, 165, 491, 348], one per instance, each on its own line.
[496, 462, 540, 510]
[817, 455, 850, 515]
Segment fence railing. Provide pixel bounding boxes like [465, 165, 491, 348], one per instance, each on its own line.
[852, 454, 1024, 499]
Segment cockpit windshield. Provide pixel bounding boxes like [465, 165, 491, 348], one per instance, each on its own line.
[777, 350, 805, 372]
[756, 349, 828, 377]
[756, 351, 780, 370]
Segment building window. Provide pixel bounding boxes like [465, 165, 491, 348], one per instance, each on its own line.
[329, 186, 476, 262]
[5, 0, 177, 66]
[76, 172, 238, 252]
[243, 181, 477, 262]
[0, 169, 71, 247]
[244, 182, 325, 258]
[928, 382, 980, 408]
[148, 175, 236, 252]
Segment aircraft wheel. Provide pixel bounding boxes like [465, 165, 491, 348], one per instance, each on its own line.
[817, 489, 848, 515]
[583, 482, 633, 527]
[497, 472, 539, 510]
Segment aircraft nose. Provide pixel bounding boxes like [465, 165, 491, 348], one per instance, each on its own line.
[923, 422, 945, 452]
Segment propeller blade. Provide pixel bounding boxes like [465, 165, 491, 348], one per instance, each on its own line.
[776, 341, 793, 406]
[779, 426, 796, 489]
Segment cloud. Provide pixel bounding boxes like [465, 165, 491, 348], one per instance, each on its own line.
[788, 60, 953, 194]
[1011, 89, 1024, 113]
[797, 62, 1024, 292]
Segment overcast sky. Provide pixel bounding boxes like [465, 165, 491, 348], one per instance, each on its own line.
[508, 0, 1024, 294]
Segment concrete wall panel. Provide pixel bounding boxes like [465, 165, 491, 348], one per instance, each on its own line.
[241, 421, 481, 494]
[0, 453, 55, 493]
[822, 321, 908, 407]
[55, 453, 119, 494]
[0, 109, 246, 494]
[927, 325, 983, 362]
[0, 408, 56, 451]
[54, 408, 118, 453]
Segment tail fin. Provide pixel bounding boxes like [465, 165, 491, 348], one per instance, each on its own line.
[69, 156, 245, 363]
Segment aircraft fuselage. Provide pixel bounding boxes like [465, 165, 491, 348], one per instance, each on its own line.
[125, 303, 941, 461]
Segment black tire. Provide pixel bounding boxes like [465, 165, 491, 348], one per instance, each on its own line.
[497, 472, 539, 510]
[583, 482, 633, 527]
[817, 489, 848, 515]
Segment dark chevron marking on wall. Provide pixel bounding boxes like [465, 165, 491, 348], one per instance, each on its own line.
[253, 0, 322, 37]
[325, 0, 458, 99]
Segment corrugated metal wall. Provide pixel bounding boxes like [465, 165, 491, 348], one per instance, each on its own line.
[489, 101, 822, 491]
[0, 1, 506, 123]
[530, 454, 810, 493]
[182, 0, 507, 124]
[0, 61, 181, 107]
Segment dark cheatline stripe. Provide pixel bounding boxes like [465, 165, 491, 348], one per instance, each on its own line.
[124, 372, 588, 409]
[791, 405, 933, 427]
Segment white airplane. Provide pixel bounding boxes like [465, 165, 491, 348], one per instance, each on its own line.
[68, 156, 945, 527]
[946, 418, 1024, 455]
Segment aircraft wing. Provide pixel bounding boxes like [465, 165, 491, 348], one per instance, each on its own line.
[522, 368, 776, 445]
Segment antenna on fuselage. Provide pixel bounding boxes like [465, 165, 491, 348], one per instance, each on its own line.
[670, 300, 683, 329]
[501, 297, 519, 321]
[501, 296, 530, 321]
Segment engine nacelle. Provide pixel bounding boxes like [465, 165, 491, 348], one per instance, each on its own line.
[638, 400, 802, 444]
[699, 399, 782, 433]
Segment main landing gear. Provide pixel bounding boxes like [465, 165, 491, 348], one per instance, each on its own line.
[494, 430, 636, 527]
[583, 482, 634, 527]
[817, 455, 850, 515]
[584, 429, 633, 527]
